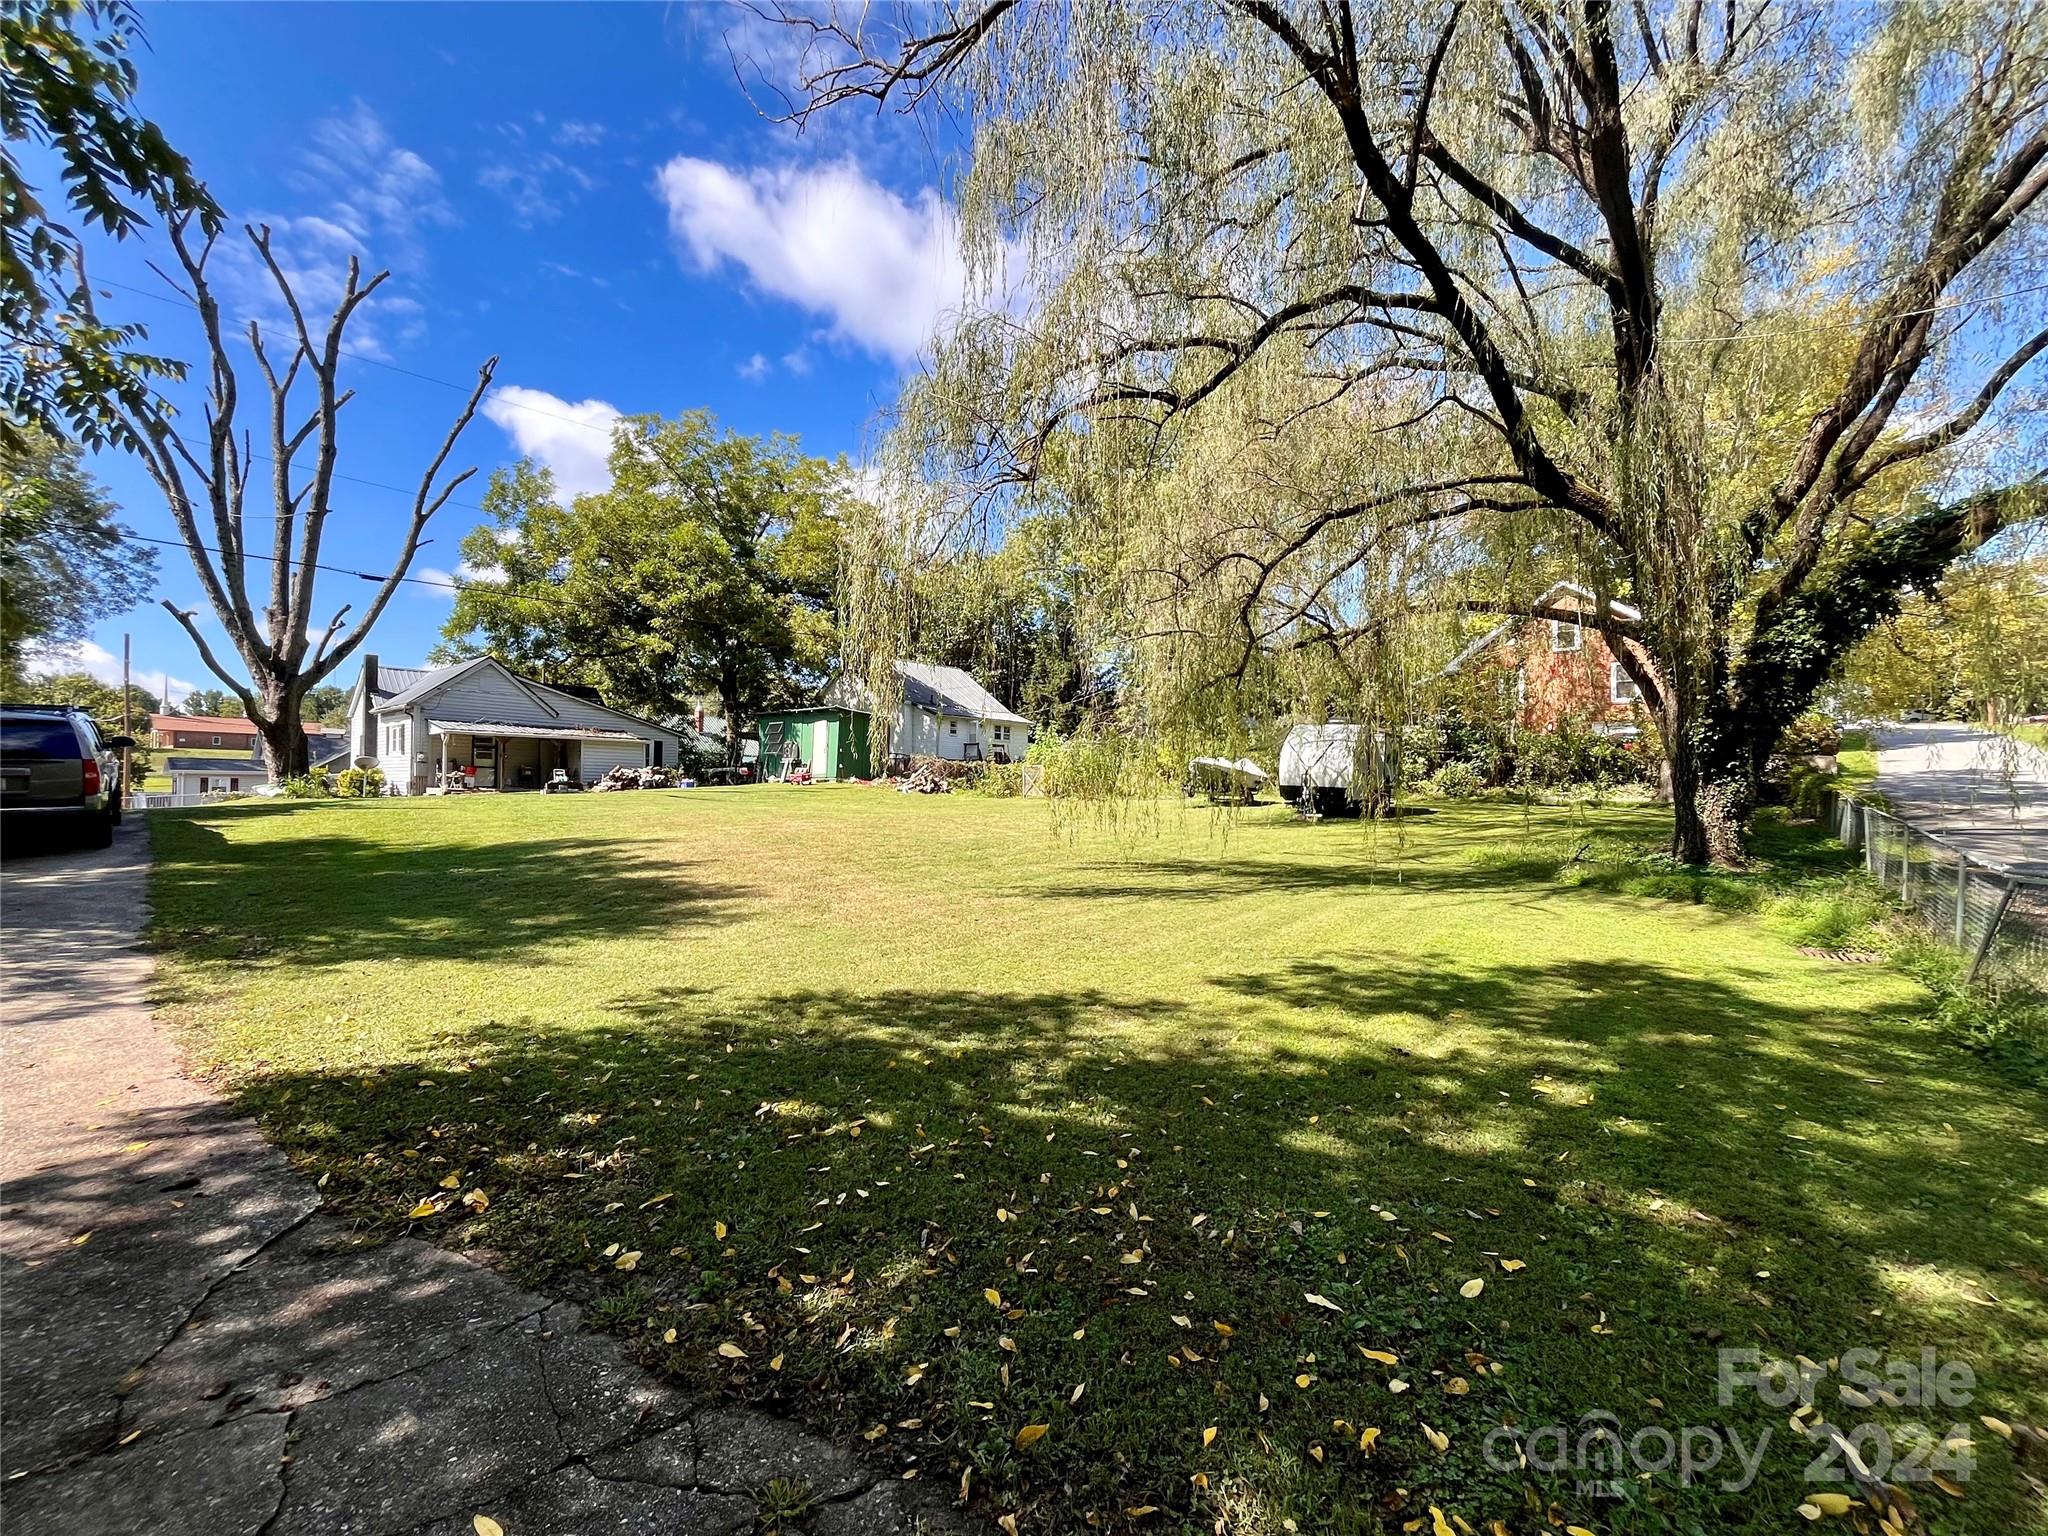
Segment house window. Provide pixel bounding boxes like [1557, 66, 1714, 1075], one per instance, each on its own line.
[1610, 661, 1643, 704]
[948, 719, 957, 736]
[210, 734, 221, 746]
[1549, 619, 1583, 652]
[229, 777, 240, 792]
[994, 724, 1012, 742]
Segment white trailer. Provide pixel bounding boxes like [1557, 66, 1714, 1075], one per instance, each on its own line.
[1277, 724, 1394, 818]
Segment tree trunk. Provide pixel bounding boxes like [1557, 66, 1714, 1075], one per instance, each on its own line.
[1658, 641, 1757, 868]
[255, 682, 310, 783]
[719, 677, 744, 768]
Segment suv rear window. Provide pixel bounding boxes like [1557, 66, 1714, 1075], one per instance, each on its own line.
[1, 719, 84, 760]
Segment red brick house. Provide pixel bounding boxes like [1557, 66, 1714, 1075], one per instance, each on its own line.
[148, 713, 342, 753]
[1445, 581, 1652, 738]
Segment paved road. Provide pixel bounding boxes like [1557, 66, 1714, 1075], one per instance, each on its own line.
[2, 821, 952, 1536]
[1871, 722, 2048, 877]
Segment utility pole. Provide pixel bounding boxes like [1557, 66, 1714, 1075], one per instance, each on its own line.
[121, 633, 133, 808]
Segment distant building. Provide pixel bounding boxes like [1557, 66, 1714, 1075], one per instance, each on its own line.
[343, 654, 681, 794]
[752, 661, 1033, 781]
[149, 713, 344, 753]
[1444, 581, 1652, 739]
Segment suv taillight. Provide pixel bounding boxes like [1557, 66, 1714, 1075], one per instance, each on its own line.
[81, 758, 101, 796]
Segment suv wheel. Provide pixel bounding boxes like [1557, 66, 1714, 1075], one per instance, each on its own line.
[82, 813, 116, 850]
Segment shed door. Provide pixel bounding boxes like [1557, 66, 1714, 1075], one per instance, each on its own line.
[812, 719, 830, 779]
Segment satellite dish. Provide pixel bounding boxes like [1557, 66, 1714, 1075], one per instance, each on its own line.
[353, 755, 378, 771]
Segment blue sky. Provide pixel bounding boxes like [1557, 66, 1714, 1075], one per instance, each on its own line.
[37, 2, 970, 705]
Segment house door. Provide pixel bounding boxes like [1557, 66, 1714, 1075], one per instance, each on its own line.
[473, 737, 498, 789]
[811, 719, 830, 779]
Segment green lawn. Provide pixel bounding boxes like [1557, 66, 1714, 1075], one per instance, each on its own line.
[147, 790, 2047, 1535]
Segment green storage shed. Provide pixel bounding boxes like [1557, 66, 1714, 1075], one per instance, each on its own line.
[753, 706, 873, 782]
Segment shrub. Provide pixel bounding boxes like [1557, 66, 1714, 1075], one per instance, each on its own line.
[1426, 760, 1486, 798]
[1511, 725, 1655, 792]
[966, 761, 1025, 797]
[332, 765, 386, 798]
[278, 773, 329, 799]
[1779, 713, 1843, 757]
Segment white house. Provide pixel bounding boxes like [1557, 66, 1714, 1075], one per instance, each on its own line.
[825, 660, 1034, 766]
[344, 654, 684, 795]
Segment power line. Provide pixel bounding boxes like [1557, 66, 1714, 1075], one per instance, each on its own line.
[121, 532, 576, 611]
[93, 275, 624, 441]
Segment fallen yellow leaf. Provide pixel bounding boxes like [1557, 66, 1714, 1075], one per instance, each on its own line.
[614, 1250, 641, 1271]
[716, 1342, 747, 1359]
[439, 1173, 460, 1189]
[1808, 1493, 1853, 1516]
[1459, 1278, 1485, 1299]
[1361, 1348, 1399, 1366]
[985, 1288, 1004, 1308]
[1430, 1507, 1456, 1536]
[662, 1327, 677, 1345]
[1015, 1423, 1049, 1448]
[1202, 1426, 1217, 1447]
[1357, 1426, 1380, 1453]
[1423, 1422, 1450, 1453]
[473, 1518, 504, 1536]
[406, 1200, 439, 1219]
[714, 1220, 728, 1239]
[1500, 1258, 1527, 1272]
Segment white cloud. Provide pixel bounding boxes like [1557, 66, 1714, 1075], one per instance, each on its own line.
[737, 352, 772, 381]
[782, 348, 813, 376]
[478, 152, 599, 226]
[289, 99, 454, 260]
[554, 119, 607, 148]
[482, 385, 622, 502]
[222, 101, 451, 359]
[26, 639, 196, 701]
[655, 156, 990, 363]
[412, 566, 460, 600]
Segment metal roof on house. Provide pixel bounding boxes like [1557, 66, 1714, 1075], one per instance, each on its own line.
[373, 658, 522, 714]
[882, 661, 1032, 725]
[163, 754, 265, 773]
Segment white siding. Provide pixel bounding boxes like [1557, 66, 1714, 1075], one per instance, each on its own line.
[580, 741, 644, 780]
[375, 708, 421, 793]
[425, 664, 567, 730]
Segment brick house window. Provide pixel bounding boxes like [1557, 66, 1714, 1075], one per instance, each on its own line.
[210, 734, 222, 746]
[1548, 619, 1582, 652]
[1610, 661, 1642, 704]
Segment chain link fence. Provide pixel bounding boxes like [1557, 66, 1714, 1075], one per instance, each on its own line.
[1823, 790, 2048, 998]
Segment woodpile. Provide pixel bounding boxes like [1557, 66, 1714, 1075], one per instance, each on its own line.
[895, 762, 952, 794]
[589, 764, 677, 792]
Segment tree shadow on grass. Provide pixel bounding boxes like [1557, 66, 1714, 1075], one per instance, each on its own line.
[239, 955, 2048, 1534]
[146, 810, 753, 974]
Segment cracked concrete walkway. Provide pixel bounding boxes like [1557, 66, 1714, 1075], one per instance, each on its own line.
[2, 821, 962, 1536]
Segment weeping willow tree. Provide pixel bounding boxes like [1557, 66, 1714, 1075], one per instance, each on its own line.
[769, 0, 2047, 863]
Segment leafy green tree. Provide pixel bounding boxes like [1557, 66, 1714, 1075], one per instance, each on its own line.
[440, 414, 843, 762]
[178, 687, 243, 717]
[303, 683, 350, 726]
[2, 0, 220, 452]
[18, 667, 156, 769]
[1837, 552, 2048, 719]
[779, 0, 2048, 863]
[0, 426, 155, 690]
